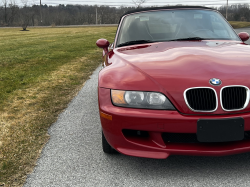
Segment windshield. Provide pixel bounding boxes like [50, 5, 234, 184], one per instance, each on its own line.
[116, 9, 240, 47]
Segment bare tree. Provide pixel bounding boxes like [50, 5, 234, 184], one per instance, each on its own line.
[8, 0, 19, 25]
[20, 0, 29, 30]
[1, 3, 250, 27]
[2, 0, 8, 24]
[132, 0, 146, 8]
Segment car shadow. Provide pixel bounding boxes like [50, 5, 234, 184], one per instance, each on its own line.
[103, 151, 250, 182]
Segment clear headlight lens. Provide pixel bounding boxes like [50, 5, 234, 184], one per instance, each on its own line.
[125, 91, 144, 105]
[146, 92, 166, 105]
[111, 90, 175, 110]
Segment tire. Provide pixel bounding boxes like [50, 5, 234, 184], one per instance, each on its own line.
[102, 131, 117, 154]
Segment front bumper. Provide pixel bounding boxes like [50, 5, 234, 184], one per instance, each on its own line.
[99, 87, 250, 159]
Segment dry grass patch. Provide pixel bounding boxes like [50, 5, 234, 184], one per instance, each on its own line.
[0, 56, 99, 186]
[0, 27, 116, 186]
[229, 21, 250, 29]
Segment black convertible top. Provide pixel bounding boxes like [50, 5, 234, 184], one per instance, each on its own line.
[121, 6, 214, 20]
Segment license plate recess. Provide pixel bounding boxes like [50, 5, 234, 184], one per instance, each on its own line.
[197, 118, 244, 143]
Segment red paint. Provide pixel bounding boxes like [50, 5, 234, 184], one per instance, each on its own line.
[96, 38, 109, 54]
[97, 9, 250, 159]
[99, 87, 250, 159]
[98, 88, 250, 159]
[99, 40, 250, 115]
[238, 32, 250, 42]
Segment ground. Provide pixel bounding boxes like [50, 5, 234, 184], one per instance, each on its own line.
[1, 26, 250, 187]
[0, 27, 116, 186]
[24, 28, 250, 187]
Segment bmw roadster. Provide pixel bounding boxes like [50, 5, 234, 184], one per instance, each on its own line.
[96, 6, 250, 159]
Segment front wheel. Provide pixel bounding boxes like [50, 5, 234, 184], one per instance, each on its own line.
[102, 131, 118, 154]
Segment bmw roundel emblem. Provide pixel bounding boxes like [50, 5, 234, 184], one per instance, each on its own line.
[209, 78, 222, 86]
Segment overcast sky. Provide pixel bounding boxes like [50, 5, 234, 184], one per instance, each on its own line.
[11, 0, 250, 7]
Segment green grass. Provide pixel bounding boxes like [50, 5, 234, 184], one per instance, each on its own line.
[0, 27, 116, 186]
[0, 21, 247, 186]
[0, 27, 114, 105]
[229, 21, 250, 29]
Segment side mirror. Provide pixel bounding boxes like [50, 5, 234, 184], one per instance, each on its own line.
[238, 32, 249, 42]
[96, 38, 110, 49]
[96, 39, 110, 67]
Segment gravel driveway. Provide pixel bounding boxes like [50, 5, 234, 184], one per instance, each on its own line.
[24, 28, 250, 187]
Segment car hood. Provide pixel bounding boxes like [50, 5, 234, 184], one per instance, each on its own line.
[100, 40, 250, 115]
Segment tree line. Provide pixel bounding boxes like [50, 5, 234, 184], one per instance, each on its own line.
[0, 3, 250, 28]
[219, 4, 250, 22]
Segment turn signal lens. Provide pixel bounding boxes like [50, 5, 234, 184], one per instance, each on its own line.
[100, 112, 112, 121]
[111, 90, 126, 104]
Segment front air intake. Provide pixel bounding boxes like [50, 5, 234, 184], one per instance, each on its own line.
[184, 87, 217, 112]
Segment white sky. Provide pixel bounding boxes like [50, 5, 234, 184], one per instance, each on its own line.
[9, 0, 250, 7]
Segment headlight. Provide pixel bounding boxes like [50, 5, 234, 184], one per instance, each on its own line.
[111, 90, 175, 110]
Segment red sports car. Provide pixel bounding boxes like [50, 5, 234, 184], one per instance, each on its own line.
[96, 6, 250, 159]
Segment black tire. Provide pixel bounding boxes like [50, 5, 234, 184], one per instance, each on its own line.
[102, 131, 117, 154]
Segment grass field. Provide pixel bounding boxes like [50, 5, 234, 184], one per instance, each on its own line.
[0, 27, 116, 186]
[0, 21, 249, 186]
[229, 21, 250, 29]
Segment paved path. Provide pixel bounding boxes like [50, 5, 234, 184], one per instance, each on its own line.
[25, 29, 250, 187]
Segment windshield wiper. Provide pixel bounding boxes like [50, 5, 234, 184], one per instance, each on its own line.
[117, 37, 209, 47]
[169, 37, 209, 41]
[117, 40, 153, 47]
